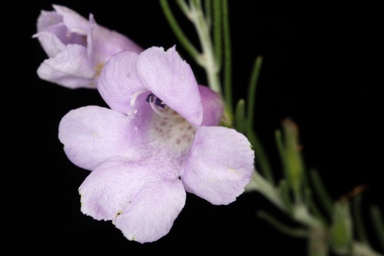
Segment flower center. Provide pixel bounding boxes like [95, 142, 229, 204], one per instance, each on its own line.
[143, 95, 195, 157]
[150, 107, 196, 156]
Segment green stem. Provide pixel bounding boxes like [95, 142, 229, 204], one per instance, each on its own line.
[247, 172, 324, 242]
[308, 226, 329, 256]
[188, 0, 221, 96]
[352, 241, 383, 256]
[159, 0, 202, 65]
[293, 203, 322, 228]
[245, 171, 285, 212]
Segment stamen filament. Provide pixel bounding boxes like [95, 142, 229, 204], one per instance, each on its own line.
[130, 88, 150, 109]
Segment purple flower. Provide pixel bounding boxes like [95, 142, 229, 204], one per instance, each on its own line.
[58, 46, 254, 243]
[33, 5, 142, 89]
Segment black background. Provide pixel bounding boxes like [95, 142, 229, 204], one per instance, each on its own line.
[3, 1, 383, 254]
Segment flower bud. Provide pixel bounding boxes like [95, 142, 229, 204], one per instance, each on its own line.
[281, 118, 305, 198]
[330, 200, 353, 255]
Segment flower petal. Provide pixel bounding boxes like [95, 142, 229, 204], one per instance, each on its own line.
[34, 11, 77, 57]
[181, 126, 254, 205]
[36, 10, 62, 32]
[36, 44, 96, 88]
[34, 9, 87, 54]
[52, 4, 90, 35]
[136, 46, 203, 126]
[58, 106, 148, 170]
[115, 179, 186, 243]
[79, 157, 148, 220]
[98, 51, 146, 114]
[33, 30, 67, 58]
[199, 85, 224, 126]
[79, 157, 186, 243]
[87, 15, 143, 69]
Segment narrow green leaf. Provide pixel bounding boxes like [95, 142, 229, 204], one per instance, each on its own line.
[370, 205, 384, 252]
[246, 55, 263, 134]
[234, 99, 246, 134]
[248, 129, 274, 185]
[212, 0, 222, 67]
[304, 188, 327, 225]
[222, 0, 233, 114]
[203, 0, 212, 28]
[175, 0, 190, 16]
[310, 168, 333, 216]
[279, 179, 293, 215]
[257, 210, 308, 238]
[191, 0, 201, 10]
[353, 194, 370, 246]
[275, 129, 287, 170]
